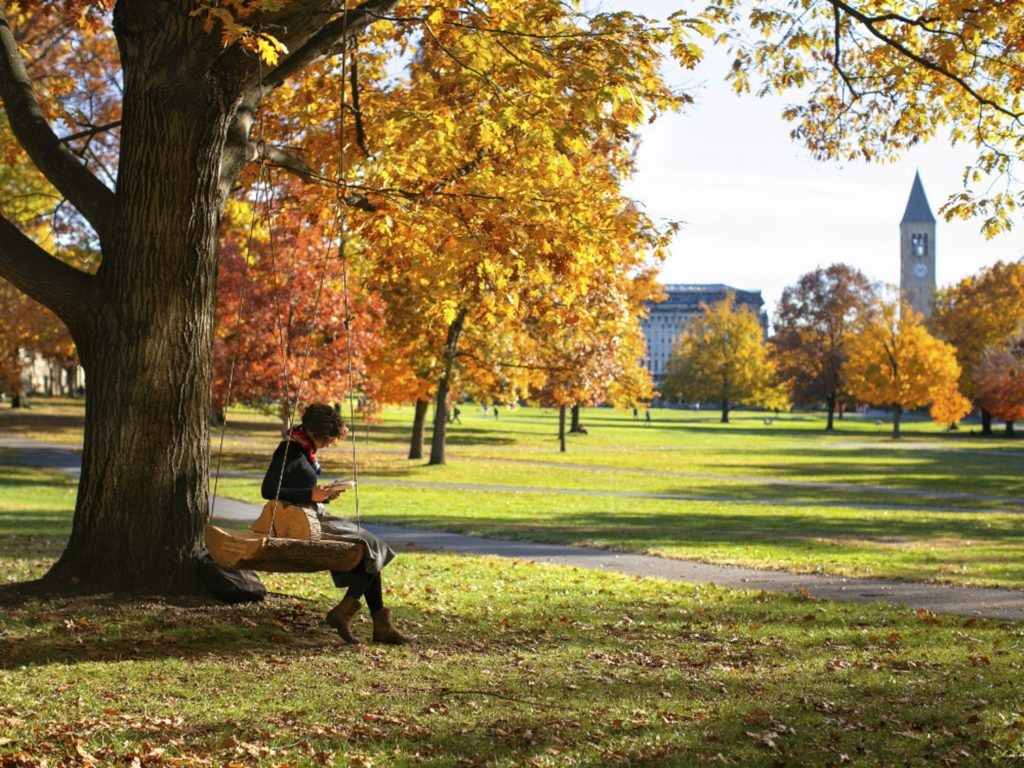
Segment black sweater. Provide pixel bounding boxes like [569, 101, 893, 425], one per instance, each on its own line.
[262, 440, 321, 506]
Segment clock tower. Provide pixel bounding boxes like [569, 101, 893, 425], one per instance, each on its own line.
[900, 171, 937, 319]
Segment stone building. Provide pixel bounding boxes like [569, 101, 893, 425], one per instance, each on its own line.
[899, 172, 937, 319]
[640, 283, 765, 382]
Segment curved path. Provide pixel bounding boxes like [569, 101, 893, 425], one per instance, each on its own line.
[3, 433, 1024, 621]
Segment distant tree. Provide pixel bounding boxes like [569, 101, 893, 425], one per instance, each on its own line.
[528, 268, 662, 452]
[770, 263, 876, 431]
[663, 293, 778, 423]
[975, 332, 1024, 437]
[928, 381, 974, 431]
[844, 297, 963, 438]
[931, 261, 1024, 435]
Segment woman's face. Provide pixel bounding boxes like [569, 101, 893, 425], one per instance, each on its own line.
[312, 433, 338, 450]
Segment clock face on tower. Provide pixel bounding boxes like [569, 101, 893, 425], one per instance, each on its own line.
[913, 262, 928, 279]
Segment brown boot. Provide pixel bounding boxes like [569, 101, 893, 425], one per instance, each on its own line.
[371, 608, 409, 645]
[325, 596, 362, 643]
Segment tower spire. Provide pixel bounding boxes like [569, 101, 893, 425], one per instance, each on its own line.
[901, 170, 936, 224]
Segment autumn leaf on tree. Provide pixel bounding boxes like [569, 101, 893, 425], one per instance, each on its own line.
[931, 260, 1024, 433]
[700, 0, 1024, 236]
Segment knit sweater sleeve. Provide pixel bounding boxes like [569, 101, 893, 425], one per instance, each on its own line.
[262, 441, 317, 505]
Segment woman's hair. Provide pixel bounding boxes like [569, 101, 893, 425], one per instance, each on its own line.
[300, 402, 345, 442]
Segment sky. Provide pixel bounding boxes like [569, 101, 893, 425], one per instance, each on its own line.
[620, 2, 1024, 321]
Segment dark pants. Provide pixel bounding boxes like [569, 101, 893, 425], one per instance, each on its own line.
[337, 569, 384, 612]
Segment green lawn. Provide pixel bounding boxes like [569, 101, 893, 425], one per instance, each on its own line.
[2, 464, 1024, 766]
[3, 398, 1023, 586]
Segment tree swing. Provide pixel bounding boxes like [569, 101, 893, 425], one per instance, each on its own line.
[204, 14, 365, 575]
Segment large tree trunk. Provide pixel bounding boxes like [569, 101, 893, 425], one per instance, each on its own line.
[428, 309, 466, 466]
[825, 395, 836, 431]
[559, 405, 567, 453]
[721, 400, 730, 424]
[42, 17, 244, 594]
[892, 404, 902, 439]
[409, 398, 429, 460]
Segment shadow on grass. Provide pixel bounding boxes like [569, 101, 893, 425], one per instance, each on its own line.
[0, 409, 86, 433]
[1, 589, 1015, 766]
[702, 444, 1024, 498]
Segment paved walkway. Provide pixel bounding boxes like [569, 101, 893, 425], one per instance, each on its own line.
[4, 433, 1024, 621]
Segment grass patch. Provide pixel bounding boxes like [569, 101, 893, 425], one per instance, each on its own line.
[3, 423, 1024, 764]
[4, 399, 1024, 587]
[3, 531, 1024, 764]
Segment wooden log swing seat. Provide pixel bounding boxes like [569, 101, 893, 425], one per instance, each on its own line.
[204, 501, 364, 573]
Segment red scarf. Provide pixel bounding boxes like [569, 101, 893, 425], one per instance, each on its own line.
[286, 426, 321, 474]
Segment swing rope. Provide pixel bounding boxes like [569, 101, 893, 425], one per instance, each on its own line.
[210, 56, 272, 522]
[211, 5, 362, 535]
[336, 5, 362, 528]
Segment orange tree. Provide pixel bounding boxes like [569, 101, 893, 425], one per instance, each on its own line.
[211, 188, 384, 426]
[844, 295, 967, 438]
[347, 2, 681, 465]
[0, 111, 82, 407]
[770, 263, 876, 431]
[662, 292, 780, 424]
[975, 332, 1024, 437]
[931, 261, 1024, 434]
[526, 263, 664, 452]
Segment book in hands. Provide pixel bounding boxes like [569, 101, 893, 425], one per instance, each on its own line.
[325, 479, 357, 491]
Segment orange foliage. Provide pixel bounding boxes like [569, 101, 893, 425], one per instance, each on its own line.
[975, 334, 1024, 424]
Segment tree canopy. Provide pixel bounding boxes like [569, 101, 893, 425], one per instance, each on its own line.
[663, 292, 780, 423]
[844, 295, 965, 437]
[770, 263, 876, 431]
[704, 0, 1024, 236]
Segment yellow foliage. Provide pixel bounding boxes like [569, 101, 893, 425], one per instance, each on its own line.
[844, 297, 964, 426]
[663, 293, 776, 419]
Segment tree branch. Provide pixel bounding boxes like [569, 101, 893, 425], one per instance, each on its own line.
[0, 6, 114, 244]
[60, 120, 122, 144]
[0, 215, 94, 326]
[824, 0, 1023, 123]
[252, 0, 400, 97]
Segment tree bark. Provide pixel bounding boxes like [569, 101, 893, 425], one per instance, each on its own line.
[1007, 421, 1016, 438]
[981, 408, 993, 436]
[428, 309, 466, 466]
[825, 394, 836, 431]
[892, 404, 902, 439]
[721, 400, 730, 424]
[570, 404, 581, 432]
[409, 398, 429, 460]
[38, 10, 249, 594]
[559, 405, 567, 453]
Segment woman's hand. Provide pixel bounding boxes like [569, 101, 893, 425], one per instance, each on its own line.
[311, 485, 343, 502]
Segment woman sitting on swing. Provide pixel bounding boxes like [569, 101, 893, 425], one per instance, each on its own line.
[262, 402, 408, 645]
